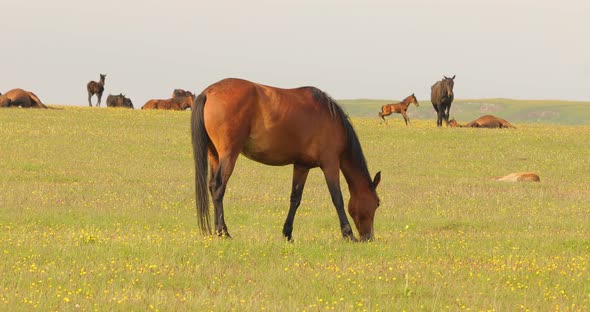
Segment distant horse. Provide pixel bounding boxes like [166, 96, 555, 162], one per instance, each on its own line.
[106, 93, 134, 109]
[172, 89, 194, 99]
[87, 74, 106, 107]
[142, 94, 194, 110]
[494, 172, 540, 182]
[431, 75, 455, 127]
[0, 88, 48, 108]
[447, 115, 516, 128]
[378, 94, 419, 125]
[191, 78, 381, 241]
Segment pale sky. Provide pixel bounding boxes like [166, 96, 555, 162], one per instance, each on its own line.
[1, 0, 589, 106]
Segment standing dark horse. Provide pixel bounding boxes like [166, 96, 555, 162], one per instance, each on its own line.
[191, 78, 381, 241]
[378, 93, 419, 125]
[431, 75, 455, 127]
[87, 74, 106, 107]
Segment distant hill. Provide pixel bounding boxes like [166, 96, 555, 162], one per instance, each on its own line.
[338, 98, 590, 125]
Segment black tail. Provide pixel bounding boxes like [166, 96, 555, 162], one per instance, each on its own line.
[191, 93, 212, 234]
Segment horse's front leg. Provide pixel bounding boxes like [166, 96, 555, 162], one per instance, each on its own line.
[322, 165, 356, 241]
[401, 111, 410, 126]
[282, 165, 310, 241]
[444, 104, 452, 124]
[436, 109, 445, 127]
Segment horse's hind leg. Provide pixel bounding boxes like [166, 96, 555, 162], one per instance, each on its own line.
[282, 165, 310, 241]
[208, 152, 239, 238]
[88, 92, 93, 107]
[378, 112, 388, 125]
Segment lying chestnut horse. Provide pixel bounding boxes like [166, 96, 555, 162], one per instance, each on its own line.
[447, 115, 516, 128]
[191, 78, 381, 241]
[0, 88, 48, 108]
[494, 172, 540, 182]
[378, 93, 419, 125]
[142, 94, 194, 110]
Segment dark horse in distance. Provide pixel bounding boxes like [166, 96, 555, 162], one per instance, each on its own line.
[431, 75, 455, 127]
[106, 93, 134, 109]
[87, 74, 106, 107]
[191, 78, 381, 241]
[378, 93, 419, 125]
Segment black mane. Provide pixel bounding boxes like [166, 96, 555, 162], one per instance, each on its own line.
[310, 87, 372, 183]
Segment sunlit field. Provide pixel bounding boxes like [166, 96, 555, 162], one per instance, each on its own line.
[1, 106, 589, 311]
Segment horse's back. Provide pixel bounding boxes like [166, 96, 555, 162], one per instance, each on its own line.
[471, 115, 515, 128]
[142, 100, 158, 109]
[200, 78, 347, 166]
[3, 89, 32, 107]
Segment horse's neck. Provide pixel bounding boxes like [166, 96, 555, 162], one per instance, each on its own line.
[401, 98, 412, 108]
[340, 154, 371, 194]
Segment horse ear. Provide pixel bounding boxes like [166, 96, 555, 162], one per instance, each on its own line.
[444, 75, 449, 79]
[372, 171, 381, 189]
[452, 75, 455, 80]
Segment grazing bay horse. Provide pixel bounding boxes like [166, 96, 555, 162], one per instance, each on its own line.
[447, 115, 516, 128]
[87, 74, 106, 107]
[378, 94, 419, 125]
[142, 94, 194, 110]
[191, 78, 381, 241]
[431, 75, 455, 127]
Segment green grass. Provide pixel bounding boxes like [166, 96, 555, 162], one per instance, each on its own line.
[1, 106, 589, 311]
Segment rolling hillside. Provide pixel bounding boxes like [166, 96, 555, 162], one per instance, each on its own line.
[339, 98, 590, 125]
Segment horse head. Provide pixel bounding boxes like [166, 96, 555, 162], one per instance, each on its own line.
[179, 94, 194, 110]
[0, 95, 11, 107]
[124, 96, 134, 109]
[442, 75, 455, 98]
[348, 171, 381, 241]
[411, 93, 419, 107]
[446, 117, 459, 127]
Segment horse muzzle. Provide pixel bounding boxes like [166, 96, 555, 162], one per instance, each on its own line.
[359, 231, 374, 242]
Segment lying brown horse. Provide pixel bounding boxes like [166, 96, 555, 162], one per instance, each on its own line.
[378, 94, 419, 125]
[494, 172, 540, 182]
[447, 115, 516, 128]
[142, 94, 194, 110]
[0, 88, 48, 108]
[191, 78, 381, 241]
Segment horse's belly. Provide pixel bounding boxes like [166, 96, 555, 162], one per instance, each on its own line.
[241, 137, 319, 167]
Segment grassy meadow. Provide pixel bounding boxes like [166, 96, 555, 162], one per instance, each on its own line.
[1, 105, 589, 311]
